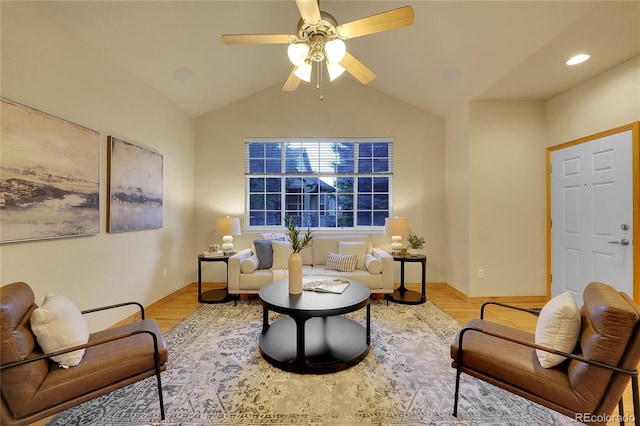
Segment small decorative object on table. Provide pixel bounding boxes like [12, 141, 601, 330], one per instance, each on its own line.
[406, 234, 425, 256]
[286, 217, 313, 294]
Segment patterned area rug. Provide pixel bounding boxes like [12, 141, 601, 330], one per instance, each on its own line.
[49, 300, 580, 425]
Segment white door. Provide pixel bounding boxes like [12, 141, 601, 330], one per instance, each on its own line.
[550, 129, 634, 303]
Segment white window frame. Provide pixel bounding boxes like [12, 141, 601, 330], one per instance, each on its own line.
[245, 137, 393, 232]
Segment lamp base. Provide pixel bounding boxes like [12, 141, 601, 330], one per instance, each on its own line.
[391, 236, 403, 256]
[222, 236, 234, 255]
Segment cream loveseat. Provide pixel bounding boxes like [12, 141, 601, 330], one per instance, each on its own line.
[228, 234, 394, 295]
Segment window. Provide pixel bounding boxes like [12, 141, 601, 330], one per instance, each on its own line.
[246, 138, 393, 230]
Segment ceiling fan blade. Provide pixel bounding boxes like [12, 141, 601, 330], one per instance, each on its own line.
[295, 0, 321, 25]
[337, 6, 414, 39]
[283, 67, 302, 92]
[340, 52, 376, 84]
[222, 34, 296, 45]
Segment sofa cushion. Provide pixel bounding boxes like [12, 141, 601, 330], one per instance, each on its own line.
[534, 292, 581, 368]
[312, 235, 371, 265]
[338, 241, 368, 270]
[272, 240, 293, 270]
[253, 240, 274, 269]
[30, 294, 90, 368]
[240, 255, 259, 273]
[364, 254, 382, 274]
[326, 252, 357, 272]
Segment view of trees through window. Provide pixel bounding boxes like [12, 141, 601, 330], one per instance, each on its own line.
[246, 138, 393, 229]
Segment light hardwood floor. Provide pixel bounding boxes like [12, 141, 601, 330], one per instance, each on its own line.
[32, 282, 635, 425]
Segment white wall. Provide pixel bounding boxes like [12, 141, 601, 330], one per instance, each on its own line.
[0, 2, 196, 330]
[546, 55, 640, 147]
[194, 78, 445, 284]
[444, 104, 471, 296]
[468, 101, 546, 297]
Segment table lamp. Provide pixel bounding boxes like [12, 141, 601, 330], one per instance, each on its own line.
[216, 216, 241, 254]
[385, 216, 409, 256]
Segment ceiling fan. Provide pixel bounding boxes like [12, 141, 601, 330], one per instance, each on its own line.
[221, 0, 414, 92]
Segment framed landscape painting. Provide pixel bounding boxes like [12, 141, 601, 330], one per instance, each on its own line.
[0, 98, 100, 243]
[107, 136, 163, 232]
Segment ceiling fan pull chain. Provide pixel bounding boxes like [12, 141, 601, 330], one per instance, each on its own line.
[318, 61, 324, 101]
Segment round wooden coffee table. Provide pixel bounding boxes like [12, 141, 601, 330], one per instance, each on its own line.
[258, 277, 371, 374]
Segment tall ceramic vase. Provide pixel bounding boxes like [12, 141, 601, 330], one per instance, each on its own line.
[288, 252, 303, 294]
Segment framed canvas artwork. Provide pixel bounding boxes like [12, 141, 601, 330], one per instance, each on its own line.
[107, 136, 163, 232]
[0, 98, 100, 243]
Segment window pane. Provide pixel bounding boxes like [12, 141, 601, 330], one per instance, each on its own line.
[335, 177, 353, 193]
[373, 210, 388, 226]
[373, 158, 389, 173]
[373, 193, 389, 209]
[266, 211, 281, 226]
[337, 194, 353, 210]
[250, 211, 265, 226]
[265, 194, 281, 210]
[357, 211, 372, 226]
[333, 143, 355, 173]
[250, 194, 264, 210]
[337, 212, 353, 227]
[265, 157, 281, 173]
[358, 177, 372, 192]
[249, 178, 264, 192]
[358, 194, 372, 210]
[373, 177, 388, 192]
[265, 178, 280, 192]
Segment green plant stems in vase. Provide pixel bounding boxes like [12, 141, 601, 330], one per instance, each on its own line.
[286, 218, 313, 294]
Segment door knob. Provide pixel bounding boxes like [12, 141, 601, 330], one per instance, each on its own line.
[608, 239, 630, 246]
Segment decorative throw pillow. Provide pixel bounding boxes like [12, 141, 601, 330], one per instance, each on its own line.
[271, 240, 293, 270]
[364, 254, 382, 275]
[30, 294, 90, 369]
[534, 292, 581, 368]
[338, 241, 368, 270]
[240, 255, 259, 273]
[326, 251, 358, 273]
[253, 239, 274, 270]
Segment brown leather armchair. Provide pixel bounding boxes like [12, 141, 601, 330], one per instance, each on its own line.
[451, 282, 639, 425]
[0, 282, 169, 426]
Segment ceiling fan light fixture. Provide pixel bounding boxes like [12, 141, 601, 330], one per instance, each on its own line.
[294, 62, 312, 82]
[327, 62, 346, 81]
[325, 39, 346, 63]
[287, 43, 310, 67]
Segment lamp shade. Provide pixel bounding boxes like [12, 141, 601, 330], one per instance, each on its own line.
[215, 217, 241, 236]
[325, 39, 346, 63]
[384, 217, 409, 236]
[327, 62, 345, 81]
[294, 62, 312, 82]
[287, 43, 310, 67]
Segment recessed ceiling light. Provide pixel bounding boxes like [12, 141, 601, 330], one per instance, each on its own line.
[173, 68, 193, 81]
[566, 54, 590, 66]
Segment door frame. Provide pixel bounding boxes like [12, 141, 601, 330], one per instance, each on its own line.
[546, 121, 640, 303]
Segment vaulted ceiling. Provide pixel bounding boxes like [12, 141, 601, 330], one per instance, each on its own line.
[17, 1, 640, 118]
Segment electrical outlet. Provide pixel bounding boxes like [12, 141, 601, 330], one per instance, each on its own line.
[478, 269, 484, 279]
[162, 268, 168, 278]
